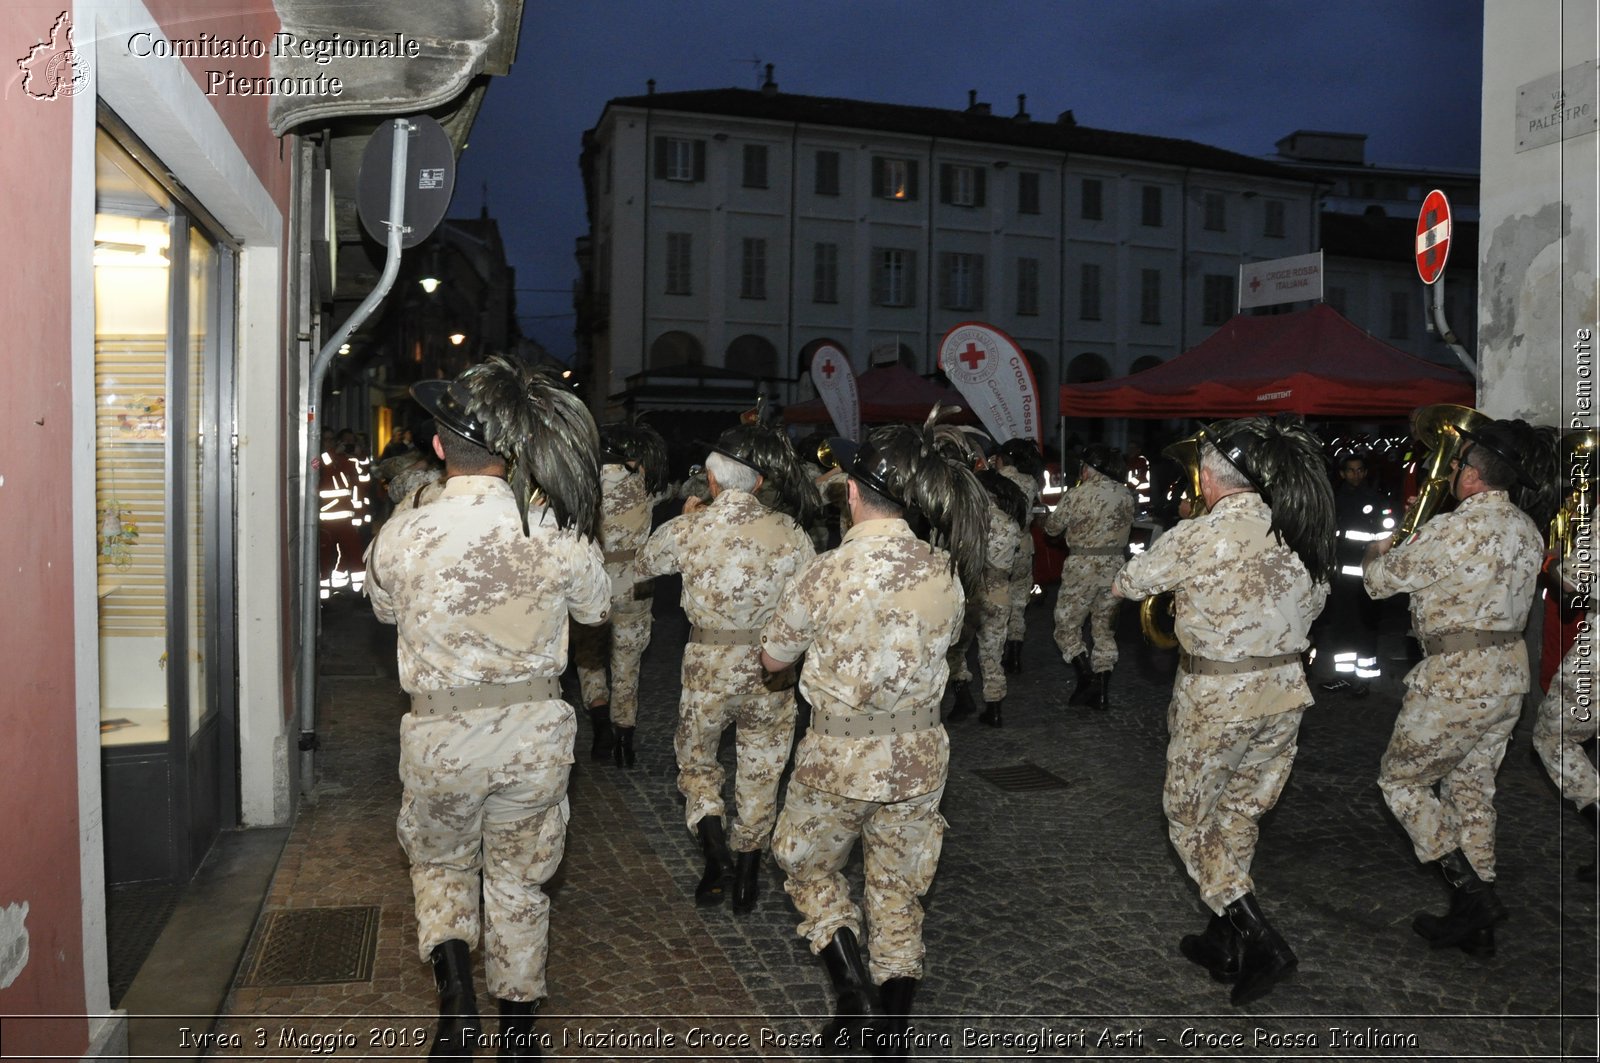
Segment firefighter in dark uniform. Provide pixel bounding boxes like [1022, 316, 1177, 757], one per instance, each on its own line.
[1317, 451, 1394, 696]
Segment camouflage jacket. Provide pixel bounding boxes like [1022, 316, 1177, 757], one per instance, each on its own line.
[999, 464, 1041, 510]
[637, 489, 814, 693]
[761, 518, 962, 801]
[1363, 489, 1541, 696]
[1114, 491, 1328, 720]
[598, 462, 654, 600]
[1043, 474, 1135, 550]
[367, 475, 611, 694]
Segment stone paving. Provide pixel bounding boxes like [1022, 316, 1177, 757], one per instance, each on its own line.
[209, 584, 1598, 1060]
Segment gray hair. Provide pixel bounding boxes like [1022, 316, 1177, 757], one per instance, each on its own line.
[706, 451, 759, 494]
[1200, 442, 1251, 492]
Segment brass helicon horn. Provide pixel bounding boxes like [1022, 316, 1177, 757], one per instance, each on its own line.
[1549, 428, 1599, 557]
[1391, 403, 1492, 545]
[817, 438, 838, 469]
[1138, 429, 1210, 649]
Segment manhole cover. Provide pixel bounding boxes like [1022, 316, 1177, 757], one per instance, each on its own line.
[973, 763, 1071, 793]
[237, 906, 380, 987]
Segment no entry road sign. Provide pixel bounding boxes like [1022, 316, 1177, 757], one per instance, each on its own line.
[1416, 189, 1452, 285]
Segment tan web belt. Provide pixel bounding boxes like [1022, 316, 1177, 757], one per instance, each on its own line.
[811, 700, 941, 738]
[1421, 629, 1521, 656]
[604, 548, 637, 564]
[689, 626, 763, 646]
[1070, 545, 1125, 557]
[411, 676, 562, 718]
[1183, 652, 1301, 677]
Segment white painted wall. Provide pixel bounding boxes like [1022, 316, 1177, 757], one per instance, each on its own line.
[1477, 1, 1598, 423]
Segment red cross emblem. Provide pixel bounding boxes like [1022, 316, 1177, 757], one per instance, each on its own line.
[820, 358, 836, 378]
[1249, 275, 1261, 293]
[959, 342, 986, 371]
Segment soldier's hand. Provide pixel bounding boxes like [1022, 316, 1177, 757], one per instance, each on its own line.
[682, 496, 704, 515]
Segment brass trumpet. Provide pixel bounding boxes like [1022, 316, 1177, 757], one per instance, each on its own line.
[1391, 403, 1491, 545]
[1138, 430, 1210, 649]
[1549, 428, 1598, 558]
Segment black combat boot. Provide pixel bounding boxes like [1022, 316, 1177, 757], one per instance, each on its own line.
[694, 817, 734, 906]
[613, 725, 636, 768]
[428, 940, 480, 1059]
[819, 928, 880, 1054]
[946, 680, 977, 722]
[1068, 654, 1094, 706]
[1224, 893, 1297, 1005]
[1412, 849, 1508, 949]
[1579, 803, 1597, 881]
[731, 849, 762, 913]
[979, 700, 1003, 727]
[587, 704, 613, 761]
[1094, 670, 1111, 712]
[496, 998, 541, 1060]
[877, 977, 918, 1062]
[1003, 640, 1023, 674]
[1179, 911, 1242, 982]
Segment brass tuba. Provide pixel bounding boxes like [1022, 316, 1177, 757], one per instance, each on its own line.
[816, 437, 838, 469]
[1138, 430, 1210, 649]
[1392, 403, 1492, 545]
[1549, 428, 1598, 557]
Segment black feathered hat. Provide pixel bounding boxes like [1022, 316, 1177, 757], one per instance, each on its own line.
[713, 422, 823, 524]
[1204, 416, 1337, 583]
[1080, 443, 1127, 482]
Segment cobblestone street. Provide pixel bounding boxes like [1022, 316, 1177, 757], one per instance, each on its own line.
[195, 584, 1598, 1060]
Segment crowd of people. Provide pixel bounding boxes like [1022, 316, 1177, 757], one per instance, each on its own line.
[353, 355, 1593, 1059]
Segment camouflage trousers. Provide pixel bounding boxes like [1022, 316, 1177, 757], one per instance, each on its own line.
[974, 566, 1012, 701]
[1378, 690, 1523, 878]
[574, 598, 653, 726]
[772, 779, 947, 984]
[1533, 637, 1600, 807]
[1164, 705, 1305, 914]
[1006, 528, 1035, 640]
[1053, 556, 1122, 673]
[396, 702, 574, 1002]
[676, 685, 797, 851]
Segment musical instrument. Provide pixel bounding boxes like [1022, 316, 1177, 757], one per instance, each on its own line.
[1549, 428, 1598, 558]
[817, 438, 838, 469]
[1391, 403, 1491, 545]
[1138, 430, 1209, 649]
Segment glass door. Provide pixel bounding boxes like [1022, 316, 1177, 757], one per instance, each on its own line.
[95, 126, 237, 884]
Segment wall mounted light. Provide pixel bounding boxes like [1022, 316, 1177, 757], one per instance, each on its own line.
[448, 333, 466, 346]
[419, 277, 441, 294]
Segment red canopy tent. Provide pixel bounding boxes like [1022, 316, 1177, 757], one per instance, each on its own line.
[784, 364, 971, 427]
[1059, 304, 1474, 418]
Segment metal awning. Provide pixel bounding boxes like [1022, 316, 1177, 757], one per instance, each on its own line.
[267, 0, 521, 139]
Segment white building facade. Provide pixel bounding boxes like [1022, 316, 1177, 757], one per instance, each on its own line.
[577, 78, 1323, 436]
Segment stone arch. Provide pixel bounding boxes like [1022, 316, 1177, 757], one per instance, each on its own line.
[1130, 355, 1164, 375]
[725, 333, 779, 378]
[648, 330, 704, 369]
[1066, 352, 1111, 383]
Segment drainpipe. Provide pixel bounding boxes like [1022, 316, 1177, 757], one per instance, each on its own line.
[298, 117, 413, 793]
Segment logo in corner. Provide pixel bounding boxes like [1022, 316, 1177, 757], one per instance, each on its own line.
[17, 11, 90, 101]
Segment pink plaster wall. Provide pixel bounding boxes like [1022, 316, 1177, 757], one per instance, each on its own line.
[0, 4, 90, 1055]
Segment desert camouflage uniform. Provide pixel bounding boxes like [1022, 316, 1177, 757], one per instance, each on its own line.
[1364, 490, 1543, 878]
[765, 518, 963, 983]
[947, 499, 1022, 701]
[637, 489, 814, 850]
[999, 464, 1040, 640]
[1046, 473, 1136, 672]
[1534, 622, 1600, 808]
[1114, 492, 1327, 913]
[367, 475, 610, 1001]
[384, 460, 445, 518]
[574, 463, 656, 727]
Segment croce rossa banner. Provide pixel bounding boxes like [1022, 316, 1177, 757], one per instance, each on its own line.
[807, 342, 860, 443]
[937, 321, 1042, 446]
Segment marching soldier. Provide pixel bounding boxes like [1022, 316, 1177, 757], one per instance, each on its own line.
[1113, 418, 1335, 1005]
[366, 356, 609, 1059]
[762, 421, 988, 1054]
[1533, 551, 1599, 880]
[636, 423, 815, 911]
[994, 438, 1045, 675]
[574, 422, 668, 766]
[1046, 443, 1136, 711]
[1363, 418, 1557, 956]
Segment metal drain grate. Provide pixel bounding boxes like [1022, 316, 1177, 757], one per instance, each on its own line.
[973, 762, 1071, 793]
[237, 906, 380, 987]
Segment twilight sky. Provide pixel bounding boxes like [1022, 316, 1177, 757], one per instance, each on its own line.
[449, 0, 1486, 364]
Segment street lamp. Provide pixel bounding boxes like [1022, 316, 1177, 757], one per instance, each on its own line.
[419, 276, 440, 294]
[448, 332, 466, 346]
